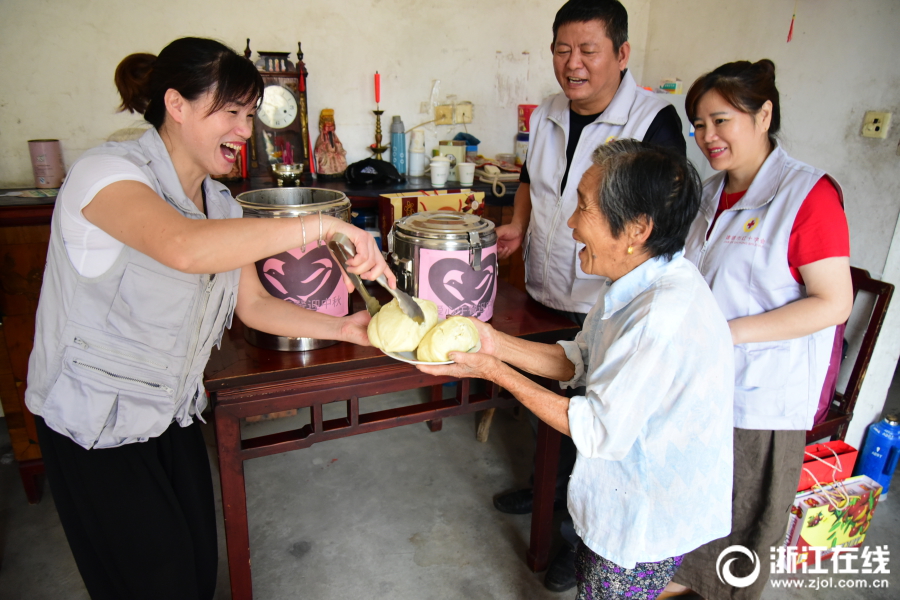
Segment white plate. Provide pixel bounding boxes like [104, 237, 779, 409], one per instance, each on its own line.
[384, 340, 482, 365]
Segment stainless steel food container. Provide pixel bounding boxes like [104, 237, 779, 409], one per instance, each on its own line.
[388, 211, 498, 320]
[236, 187, 351, 351]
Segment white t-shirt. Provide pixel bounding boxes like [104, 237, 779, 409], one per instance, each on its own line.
[59, 154, 153, 277]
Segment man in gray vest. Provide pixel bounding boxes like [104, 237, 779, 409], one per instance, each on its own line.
[493, 0, 686, 591]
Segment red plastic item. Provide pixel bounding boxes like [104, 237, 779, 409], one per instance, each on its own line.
[797, 441, 858, 492]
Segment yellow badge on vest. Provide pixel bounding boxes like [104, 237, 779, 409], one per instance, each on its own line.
[743, 217, 761, 233]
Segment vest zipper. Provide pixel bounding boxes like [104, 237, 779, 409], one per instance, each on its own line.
[697, 205, 753, 273]
[541, 206, 564, 306]
[542, 118, 592, 307]
[73, 337, 168, 370]
[71, 359, 174, 393]
[538, 127, 563, 305]
[177, 275, 216, 403]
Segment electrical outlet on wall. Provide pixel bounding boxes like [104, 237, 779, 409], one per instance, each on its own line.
[455, 102, 473, 124]
[434, 105, 453, 125]
[862, 111, 891, 139]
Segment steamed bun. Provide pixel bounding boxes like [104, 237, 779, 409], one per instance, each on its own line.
[367, 298, 439, 352]
[416, 317, 480, 362]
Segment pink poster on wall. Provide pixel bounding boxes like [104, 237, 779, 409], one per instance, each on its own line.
[255, 243, 348, 317]
[417, 246, 498, 321]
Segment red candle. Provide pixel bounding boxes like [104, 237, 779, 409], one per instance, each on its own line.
[374, 71, 381, 104]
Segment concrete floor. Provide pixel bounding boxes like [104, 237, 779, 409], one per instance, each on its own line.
[1, 378, 899, 600]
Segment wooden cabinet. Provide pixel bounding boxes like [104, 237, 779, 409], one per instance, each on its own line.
[0, 217, 50, 503]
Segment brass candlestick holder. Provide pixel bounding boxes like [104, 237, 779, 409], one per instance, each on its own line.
[370, 109, 389, 160]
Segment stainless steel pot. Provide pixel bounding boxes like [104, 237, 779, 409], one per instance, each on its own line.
[236, 187, 351, 351]
[388, 211, 498, 320]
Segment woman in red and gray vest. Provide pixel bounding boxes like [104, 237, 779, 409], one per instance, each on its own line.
[26, 37, 392, 600]
[663, 60, 853, 600]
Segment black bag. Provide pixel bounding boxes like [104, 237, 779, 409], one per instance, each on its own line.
[345, 158, 403, 185]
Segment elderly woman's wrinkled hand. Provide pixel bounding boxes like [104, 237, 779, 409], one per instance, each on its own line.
[465, 317, 501, 357]
[416, 349, 504, 383]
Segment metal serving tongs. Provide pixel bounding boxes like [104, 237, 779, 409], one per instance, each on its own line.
[328, 232, 425, 324]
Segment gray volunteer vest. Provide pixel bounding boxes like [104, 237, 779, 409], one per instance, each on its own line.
[684, 145, 843, 430]
[525, 70, 671, 314]
[26, 129, 242, 449]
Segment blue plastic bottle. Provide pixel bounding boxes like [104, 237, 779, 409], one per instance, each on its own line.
[390, 116, 406, 176]
[854, 414, 900, 496]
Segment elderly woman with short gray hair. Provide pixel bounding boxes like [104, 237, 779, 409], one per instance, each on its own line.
[420, 140, 735, 600]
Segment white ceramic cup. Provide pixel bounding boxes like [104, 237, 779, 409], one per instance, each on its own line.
[457, 162, 476, 186]
[429, 158, 450, 187]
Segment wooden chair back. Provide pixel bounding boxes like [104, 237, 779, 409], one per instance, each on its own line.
[807, 267, 894, 443]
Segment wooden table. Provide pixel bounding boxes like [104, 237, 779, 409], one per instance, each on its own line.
[0, 186, 523, 505]
[205, 281, 578, 600]
[0, 194, 56, 503]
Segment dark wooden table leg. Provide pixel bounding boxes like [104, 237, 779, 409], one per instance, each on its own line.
[17, 458, 44, 504]
[215, 405, 254, 600]
[527, 419, 560, 572]
[427, 385, 443, 432]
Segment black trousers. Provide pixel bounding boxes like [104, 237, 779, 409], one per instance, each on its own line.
[35, 416, 218, 600]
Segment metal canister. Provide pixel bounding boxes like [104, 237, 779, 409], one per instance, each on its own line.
[388, 211, 498, 321]
[236, 187, 351, 351]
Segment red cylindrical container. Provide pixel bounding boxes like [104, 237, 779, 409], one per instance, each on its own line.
[517, 104, 538, 132]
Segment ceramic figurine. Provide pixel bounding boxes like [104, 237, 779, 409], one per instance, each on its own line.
[315, 108, 347, 179]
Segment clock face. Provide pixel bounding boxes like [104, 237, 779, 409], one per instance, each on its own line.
[258, 85, 298, 129]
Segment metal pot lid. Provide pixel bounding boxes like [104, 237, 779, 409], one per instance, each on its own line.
[395, 211, 494, 240]
[236, 187, 349, 210]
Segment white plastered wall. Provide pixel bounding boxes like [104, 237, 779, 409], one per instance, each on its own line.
[642, 0, 900, 447]
[0, 0, 651, 185]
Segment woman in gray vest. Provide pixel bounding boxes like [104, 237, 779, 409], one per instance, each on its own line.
[665, 60, 853, 600]
[26, 37, 392, 600]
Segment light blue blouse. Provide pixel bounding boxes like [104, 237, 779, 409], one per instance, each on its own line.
[558, 252, 735, 568]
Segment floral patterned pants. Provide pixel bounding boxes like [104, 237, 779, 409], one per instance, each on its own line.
[575, 542, 683, 600]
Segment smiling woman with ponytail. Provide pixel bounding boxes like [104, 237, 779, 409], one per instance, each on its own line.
[26, 37, 395, 600]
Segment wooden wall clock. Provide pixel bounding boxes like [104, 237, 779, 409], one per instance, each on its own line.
[244, 40, 313, 179]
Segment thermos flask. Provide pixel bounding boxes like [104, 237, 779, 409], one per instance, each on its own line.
[854, 414, 900, 496]
[408, 129, 426, 177]
[390, 116, 407, 176]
